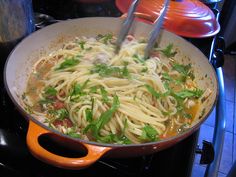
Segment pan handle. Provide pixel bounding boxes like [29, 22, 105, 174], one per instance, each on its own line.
[26, 121, 112, 169]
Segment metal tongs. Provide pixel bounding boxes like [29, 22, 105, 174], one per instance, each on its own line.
[116, 0, 170, 59]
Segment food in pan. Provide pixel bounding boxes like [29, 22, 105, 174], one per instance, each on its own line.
[22, 34, 211, 144]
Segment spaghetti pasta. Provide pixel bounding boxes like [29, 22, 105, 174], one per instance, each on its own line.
[22, 34, 209, 144]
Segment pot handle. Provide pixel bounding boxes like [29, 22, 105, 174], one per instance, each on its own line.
[27, 121, 112, 169]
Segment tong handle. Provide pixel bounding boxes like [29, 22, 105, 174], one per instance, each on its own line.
[144, 0, 170, 59]
[116, 0, 140, 52]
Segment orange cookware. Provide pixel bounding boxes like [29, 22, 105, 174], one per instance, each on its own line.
[116, 0, 220, 38]
[4, 17, 218, 169]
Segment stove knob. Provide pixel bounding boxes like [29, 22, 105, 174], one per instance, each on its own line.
[196, 140, 215, 164]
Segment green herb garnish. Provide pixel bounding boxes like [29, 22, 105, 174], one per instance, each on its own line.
[183, 112, 192, 119]
[48, 108, 69, 120]
[83, 95, 120, 139]
[174, 89, 204, 99]
[85, 109, 93, 122]
[55, 56, 81, 70]
[141, 67, 148, 73]
[140, 125, 158, 142]
[133, 54, 145, 64]
[172, 63, 195, 81]
[91, 63, 130, 78]
[78, 41, 86, 50]
[67, 132, 81, 138]
[44, 86, 57, 96]
[100, 87, 109, 103]
[89, 86, 98, 93]
[38, 98, 54, 105]
[96, 33, 113, 44]
[145, 84, 162, 99]
[161, 43, 177, 58]
[70, 80, 89, 97]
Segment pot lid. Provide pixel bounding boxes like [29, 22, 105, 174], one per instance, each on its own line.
[115, 0, 220, 38]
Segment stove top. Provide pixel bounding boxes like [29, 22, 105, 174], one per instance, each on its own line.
[0, 0, 222, 177]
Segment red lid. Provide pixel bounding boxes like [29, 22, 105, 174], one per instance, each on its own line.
[116, 0, 220, 38]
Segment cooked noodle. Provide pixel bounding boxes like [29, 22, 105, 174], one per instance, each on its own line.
[22, 34, 209, 144]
